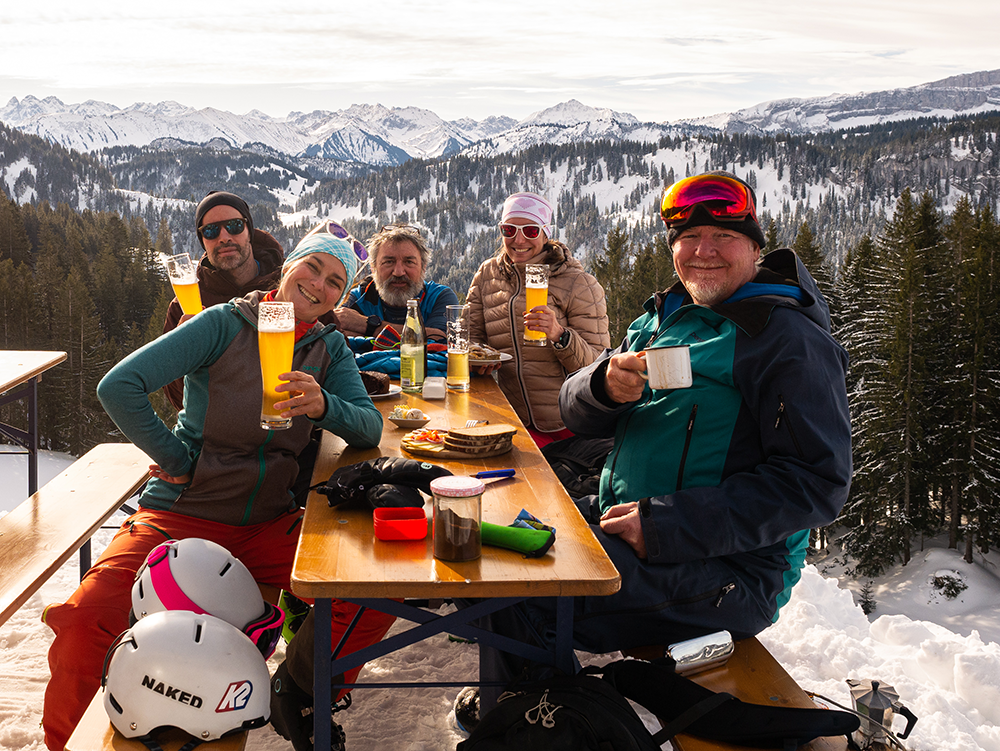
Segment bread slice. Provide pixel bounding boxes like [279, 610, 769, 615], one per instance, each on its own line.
[446, 424, 517, 443]
[443, 438, 513, 454]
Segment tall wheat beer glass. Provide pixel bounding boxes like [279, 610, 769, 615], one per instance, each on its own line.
[160, 253, 202, 315]
[446, 304, 471, 391]
[523, 263, 550, 346]
[258, 301, 295, 430]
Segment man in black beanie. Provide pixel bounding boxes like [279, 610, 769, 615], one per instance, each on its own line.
[161, 191, 285, 410]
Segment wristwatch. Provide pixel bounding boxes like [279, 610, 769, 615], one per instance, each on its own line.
[365, 315, 382, 337]
[552, 329, 571, 350]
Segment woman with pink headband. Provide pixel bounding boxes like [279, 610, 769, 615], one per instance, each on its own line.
[465, 192, 611, 447]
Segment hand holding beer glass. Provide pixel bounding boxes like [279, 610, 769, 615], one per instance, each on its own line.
[258, 301, 295, 430]
[160, 253, 202, 315]
[446, 304, 471, 392]
[523, 263, 550, 346]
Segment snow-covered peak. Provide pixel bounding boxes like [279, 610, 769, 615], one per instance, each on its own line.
[521, 99, 639, 127]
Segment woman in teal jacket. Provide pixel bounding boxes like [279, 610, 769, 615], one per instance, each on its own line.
[42, 224, 394, 751]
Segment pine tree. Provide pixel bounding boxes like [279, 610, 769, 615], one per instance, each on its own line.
[592, 225, 635, 346]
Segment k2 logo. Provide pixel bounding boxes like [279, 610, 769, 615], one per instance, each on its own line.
[215, 680, 253, 712]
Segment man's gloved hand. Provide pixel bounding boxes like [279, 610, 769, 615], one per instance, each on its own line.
[316, 457, 452, 508]
[270, 661, 348, 751]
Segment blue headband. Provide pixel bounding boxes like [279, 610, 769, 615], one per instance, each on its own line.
[283, 234, 359, 305]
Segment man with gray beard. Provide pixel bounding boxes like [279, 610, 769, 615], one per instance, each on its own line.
[336, 224, 458, 341]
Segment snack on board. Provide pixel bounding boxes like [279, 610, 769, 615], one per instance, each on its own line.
[469, 343, 502, 362]
[401, 423, 517, 457]
[359, 370, 390, 395]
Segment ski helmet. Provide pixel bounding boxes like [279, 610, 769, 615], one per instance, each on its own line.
[130, 538, 284, 659]
[102, 610, 270, 741]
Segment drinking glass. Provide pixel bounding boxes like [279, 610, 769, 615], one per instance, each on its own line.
[258, 301, 295, 430]
[160, 253, 202, 315]
[446, 304, 470, 392]
[523, 264, 550, 346]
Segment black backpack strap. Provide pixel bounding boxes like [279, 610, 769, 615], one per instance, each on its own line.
[652, 691, 734, 744]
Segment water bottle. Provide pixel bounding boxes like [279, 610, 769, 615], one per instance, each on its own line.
[400, 299, 426, 393]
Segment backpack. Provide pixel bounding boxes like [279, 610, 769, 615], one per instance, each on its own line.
[459, 660, 860, 751]
[457, 669, 660, 751]
[541, 435, 615, 500]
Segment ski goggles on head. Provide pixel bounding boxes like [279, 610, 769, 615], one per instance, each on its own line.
[498, 222, 546, 240]
[660, 174, 757, 226]
[305, 220, 369, 262]
[198, 217, 248, 240]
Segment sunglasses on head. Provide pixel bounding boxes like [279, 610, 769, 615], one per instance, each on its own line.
[305, 220, 369, 262]
[198, 218, 247, 240]
[381, 223, 423, 236]
[660, 174, 757, 226]
[499, 223, 545, 240]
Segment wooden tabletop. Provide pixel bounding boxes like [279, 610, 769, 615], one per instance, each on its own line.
[291, 377, 621, 601]
[0, 350, 67, 393]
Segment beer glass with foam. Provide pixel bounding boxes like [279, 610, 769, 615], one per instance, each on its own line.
[160, 253, 202, 315]
[446, 304, 470, 392]
[258, 301, 295, 430]
[523, 263, 550, 346]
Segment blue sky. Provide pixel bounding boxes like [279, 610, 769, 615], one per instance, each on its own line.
[2, 0, 999, 122]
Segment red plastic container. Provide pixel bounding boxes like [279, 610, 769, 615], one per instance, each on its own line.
[373, 507, 429, 541]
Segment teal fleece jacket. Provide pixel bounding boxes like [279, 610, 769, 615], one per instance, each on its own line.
[98, 291, 382, 526]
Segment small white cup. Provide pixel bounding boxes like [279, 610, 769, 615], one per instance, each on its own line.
[641, 345, 692, 390]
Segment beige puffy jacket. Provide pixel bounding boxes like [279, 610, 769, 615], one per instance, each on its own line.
[466, 242, 610, 432]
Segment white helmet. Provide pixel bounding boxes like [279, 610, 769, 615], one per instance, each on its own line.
[102, 610, 270, 741]
[131, 538, 284, 659]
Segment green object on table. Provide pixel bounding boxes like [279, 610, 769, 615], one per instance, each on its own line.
[481, 521, 555, 557]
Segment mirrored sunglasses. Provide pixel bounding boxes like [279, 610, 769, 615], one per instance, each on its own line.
[198, 218, 247, 240]
[499, 223, 545, 240]
[660, 174, 756, 226]
[305, 220, 369, 262]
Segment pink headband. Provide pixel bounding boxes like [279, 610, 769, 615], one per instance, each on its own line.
[502, 192, 553, 231]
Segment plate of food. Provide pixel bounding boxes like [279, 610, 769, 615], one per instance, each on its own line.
[468, 343, 512, 364]
[387, 406, 431, 429]
[359, 371, 402, 399]
[371, 384, 403, 400]
[401, 424, 516, 458]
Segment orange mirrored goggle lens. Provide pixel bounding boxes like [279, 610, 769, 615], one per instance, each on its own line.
[660, 175, 756, 226]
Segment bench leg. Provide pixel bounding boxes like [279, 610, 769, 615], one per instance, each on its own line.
[79, 540, 92, 581]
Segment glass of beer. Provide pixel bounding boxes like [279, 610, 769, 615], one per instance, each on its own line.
[523, 263, 550, 346]
[258, 301, 296, 430]
[160, 253, 202, 315]
[446, 304, 470, 392]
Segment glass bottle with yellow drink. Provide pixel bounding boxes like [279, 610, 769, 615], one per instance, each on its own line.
[523, 263, 550, 346]
[400, 299, 426, 393]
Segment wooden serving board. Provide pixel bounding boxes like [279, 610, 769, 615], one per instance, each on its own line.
[401, 441, 513, 459]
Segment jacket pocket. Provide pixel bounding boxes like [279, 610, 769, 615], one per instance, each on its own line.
[774, 395, 804, 459]
[675, 404, 699, 490]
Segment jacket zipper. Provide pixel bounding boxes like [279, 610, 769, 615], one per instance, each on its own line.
[774, 396, 804, 459]
[509, 268, 537, 428]
[675, 404, 699, 490]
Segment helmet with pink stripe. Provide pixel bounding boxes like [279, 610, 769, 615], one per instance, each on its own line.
[130, 538, 284, 659]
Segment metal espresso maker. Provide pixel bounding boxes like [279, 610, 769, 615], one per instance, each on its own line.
[846, 678, 918, 749]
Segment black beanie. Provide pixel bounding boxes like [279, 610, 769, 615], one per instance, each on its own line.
[194, 191, 255, 249]
[665, 172, 766, 249]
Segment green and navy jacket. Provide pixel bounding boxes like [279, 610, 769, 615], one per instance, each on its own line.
[559, 249, 851, 620]
[98, 291, 382, 527]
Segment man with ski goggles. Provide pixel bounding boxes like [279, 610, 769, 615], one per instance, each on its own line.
[471, 171, 852, 719]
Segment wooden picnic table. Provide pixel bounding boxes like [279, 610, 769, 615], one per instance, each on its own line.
[0, 350, 67, 496]
[292, 375, 621, 750]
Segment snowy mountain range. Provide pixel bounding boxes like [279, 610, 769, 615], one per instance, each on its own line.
[4, 69, 999, 168]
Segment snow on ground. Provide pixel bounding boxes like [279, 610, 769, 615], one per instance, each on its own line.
[2, 451, 998, 750]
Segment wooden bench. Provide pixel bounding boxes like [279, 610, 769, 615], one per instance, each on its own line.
[0, 442, 151, 627]
[67, 692, 248, 751]
[624, 638, 847, 751]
